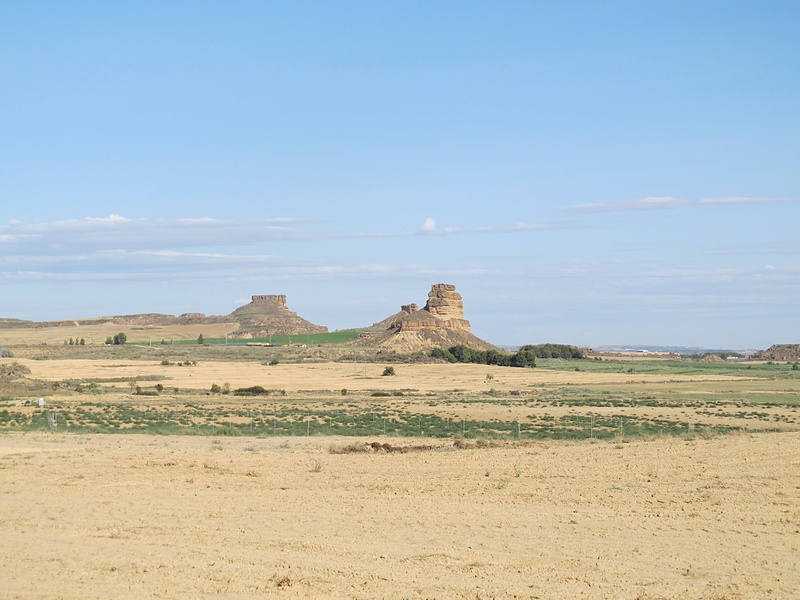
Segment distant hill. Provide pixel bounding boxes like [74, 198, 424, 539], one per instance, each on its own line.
[0, 295, 327, 339]
[593, 345, 759, 356]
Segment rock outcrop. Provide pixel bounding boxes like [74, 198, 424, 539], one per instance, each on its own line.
[752, 344, 800, 362]
[228, 295, 328, 338]
[370, 283, 496, 352]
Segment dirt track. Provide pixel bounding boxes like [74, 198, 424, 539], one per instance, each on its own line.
[1, 431, 798, 598]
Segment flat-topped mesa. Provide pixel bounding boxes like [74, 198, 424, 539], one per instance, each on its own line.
[228, 294, 327, 337]
[250, 295, 286, 307]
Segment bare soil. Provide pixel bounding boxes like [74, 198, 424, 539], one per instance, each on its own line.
[1, 431, 798, 598]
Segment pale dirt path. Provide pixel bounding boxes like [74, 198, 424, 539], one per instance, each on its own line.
[1, 431, 798, 598]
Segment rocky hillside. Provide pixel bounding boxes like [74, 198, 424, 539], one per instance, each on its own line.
[368, 284, 497, 353]
[0, 295, 327, 339]
[227, 295, 327, 338]
[752, 344, 800, 362]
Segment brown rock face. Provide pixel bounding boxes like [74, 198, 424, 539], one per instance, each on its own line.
[753, 344, 800, 362]
[368, 283, 496, 353]
[402, 283, 471, 332]
[368, 282, 494, 352]
[250, 295, 287, 307]
[228, 295, 327, 337]
[424, 284, 464, 320]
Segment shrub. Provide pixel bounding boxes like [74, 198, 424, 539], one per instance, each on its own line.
[382, 366, 396, 376]
[234, 385, 268, 396]
[108, 332, 127, 345]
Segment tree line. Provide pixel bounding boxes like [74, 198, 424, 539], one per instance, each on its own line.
[430, 343, 584, 367]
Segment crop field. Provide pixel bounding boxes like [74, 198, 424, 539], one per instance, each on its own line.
[2, 345, 800, 597]
[2, 351, 798, 441]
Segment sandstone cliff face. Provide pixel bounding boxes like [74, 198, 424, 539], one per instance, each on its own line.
[371, 283, 495, 352]
[392, 283, 471, 334]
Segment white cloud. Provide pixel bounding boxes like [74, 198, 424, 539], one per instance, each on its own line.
[561, 196, 796, 214]
[421, 217, 436, 232]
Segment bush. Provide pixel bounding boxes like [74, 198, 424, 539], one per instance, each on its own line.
[106, 332, 127, 345]
[234, 385, 268, 396]
[382, 366, 396, 376]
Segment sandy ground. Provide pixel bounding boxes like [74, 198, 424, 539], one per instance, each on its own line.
[15, 359, 744, 394]
[1, 431, 798, 599]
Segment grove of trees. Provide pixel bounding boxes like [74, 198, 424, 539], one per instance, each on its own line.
[430, 343, 584, 367]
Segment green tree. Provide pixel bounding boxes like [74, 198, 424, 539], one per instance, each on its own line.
[113, 332, 127, 345]
[197, 333, 205, 345]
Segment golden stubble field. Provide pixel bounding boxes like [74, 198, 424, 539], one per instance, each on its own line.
[13, 357, 800, 430]
[3, 349, 800, 597]
[1, 431, 798, 599]
[14, 357, 745, 393]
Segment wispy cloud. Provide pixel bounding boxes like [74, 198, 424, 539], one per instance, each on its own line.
[0, 215, 311, 252]
[561, 196, 796, 213]
[407, 221, 551, 237]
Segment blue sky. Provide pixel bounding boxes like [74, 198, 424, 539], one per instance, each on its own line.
[1, 1, 798, 349]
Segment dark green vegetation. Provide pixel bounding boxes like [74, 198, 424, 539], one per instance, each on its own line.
[105, 332, 127, 345]
[430, 343, 585, 367]
[0, 396, 753, 440]
[430, 344, 537, 367]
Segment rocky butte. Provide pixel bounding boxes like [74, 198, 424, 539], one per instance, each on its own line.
[371, 283, 497, 353]
[228, 295, 328, 338]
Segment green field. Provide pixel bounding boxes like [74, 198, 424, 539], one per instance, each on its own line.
[172, 330, 365, 346]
